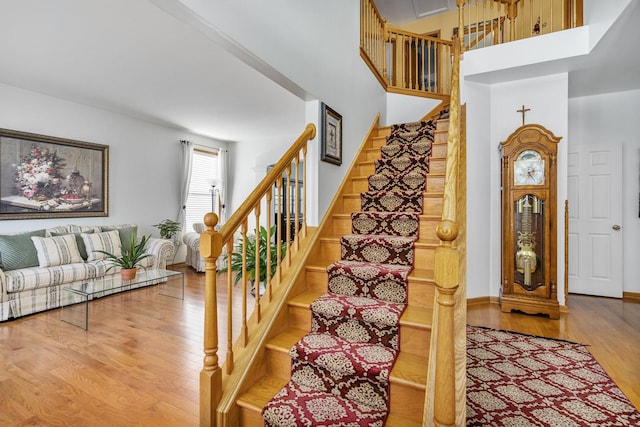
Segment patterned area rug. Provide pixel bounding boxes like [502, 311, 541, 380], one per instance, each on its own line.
[467, 326, 640, 426]
[262, 119, 438, 426]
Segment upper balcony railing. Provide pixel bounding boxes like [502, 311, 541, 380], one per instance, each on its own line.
[361, 0, 582, 97]
[458, 0, 583, 49]
[360, 0, 453, 99]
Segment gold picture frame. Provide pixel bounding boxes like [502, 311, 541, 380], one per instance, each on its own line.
[0, 128, 109, 219]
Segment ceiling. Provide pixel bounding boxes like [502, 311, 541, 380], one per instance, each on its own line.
[375, 0, 457, 25]
[0, 0, 305, 142]
[0, 1, 638, 144]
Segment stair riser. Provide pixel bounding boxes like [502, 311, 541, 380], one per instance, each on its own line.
[267, 348, 292, 379]
[428, 158, 445, 174]
[355, 162, 376, 176]
[365, 149, 382, 161]
[240, 408, 265, 427]
[270, 312, 430, 361]
[341, 239, 416, 267]
[321, 239, 435, 268]
[434, 129, 448, 142]
[400, 324, 431, 356]
[288, 305, 311, 331]
[331, 215, 438, 242]
[389, 382, 426, 423]
[341, 194, 442, 216]
[351, 176, 443, 194]
[311, 314, 400, 350]
[432, 142, 447, 157]
[305, 267, 329, 293]
[407, 280, 435, 309]
[372, 136, 387, 149]
[290, 360, 390, 411]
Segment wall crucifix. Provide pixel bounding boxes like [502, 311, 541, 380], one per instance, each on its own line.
[517, 105, 531, 126]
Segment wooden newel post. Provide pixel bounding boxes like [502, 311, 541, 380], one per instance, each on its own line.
[434, 219, 459, 427]
[200, 212, 222, 427]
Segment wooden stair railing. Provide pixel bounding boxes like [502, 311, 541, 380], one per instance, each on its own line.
[199, 123, 316, 426]
[424, 12, 467, 425]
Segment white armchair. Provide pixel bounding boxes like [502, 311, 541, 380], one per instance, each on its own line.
[183, 223, 228, 272]
[183, 223, 206, 272]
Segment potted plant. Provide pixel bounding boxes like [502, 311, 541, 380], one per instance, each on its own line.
[153, 219, 181, 242]
[93, 233, 152, 281]
[219, 225, 286, 296]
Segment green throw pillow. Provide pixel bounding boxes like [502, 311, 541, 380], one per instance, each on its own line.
[0, 229, 46, 271]
[101, 225, 138, 249]
[51, 230, 94, 260]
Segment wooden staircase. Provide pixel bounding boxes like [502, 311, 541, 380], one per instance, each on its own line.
[234, 116, 449, 426]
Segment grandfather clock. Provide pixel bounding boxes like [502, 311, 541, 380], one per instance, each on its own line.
[500, 124, 561, 319]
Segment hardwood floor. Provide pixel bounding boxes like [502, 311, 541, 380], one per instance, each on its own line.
[1, 267, 638, 425]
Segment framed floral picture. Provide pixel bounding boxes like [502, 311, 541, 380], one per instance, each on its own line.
[321, 103, 342, 166]
[0, 128, 109, 219]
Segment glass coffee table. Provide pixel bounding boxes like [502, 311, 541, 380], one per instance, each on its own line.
[61, 268, 184, 330]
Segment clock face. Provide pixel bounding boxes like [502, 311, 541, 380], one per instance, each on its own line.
[514, 150, 545, 186]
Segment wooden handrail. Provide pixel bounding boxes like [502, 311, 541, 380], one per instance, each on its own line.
[429, 33, 462, 427]
[199, 123, 316, 426]
[217, 123, 316, 243]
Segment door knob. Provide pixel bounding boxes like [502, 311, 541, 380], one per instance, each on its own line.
[612, 224, 621, 231]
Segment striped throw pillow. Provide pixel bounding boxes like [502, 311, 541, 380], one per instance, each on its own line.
[82, 230, 122, 262]
[31, 234, 84, 268]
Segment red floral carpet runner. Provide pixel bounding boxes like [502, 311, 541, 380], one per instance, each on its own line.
[262, 119, 436, 426]
[467, 325, 640, 426]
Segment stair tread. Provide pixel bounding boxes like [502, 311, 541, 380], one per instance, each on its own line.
[288, 290, 321, 308]
[237, 375, 288, 411]
[262, 381, 388, 426]
[311, 293, 406, 327]
[266, 328, 307, 352]
[291, 332, 398, 379]
[333, 212, 441, 220]
[386, 413, 423, 427]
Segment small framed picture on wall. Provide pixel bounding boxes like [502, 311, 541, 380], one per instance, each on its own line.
[321, 103, 342, 166]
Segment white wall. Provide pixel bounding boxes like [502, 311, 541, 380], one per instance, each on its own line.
[385, 93, 441, 125]
[0, 83, 225, 261]
[569, 89, 640, 294]
[464, 74, 569, 305]
[174, 0, 387, 221]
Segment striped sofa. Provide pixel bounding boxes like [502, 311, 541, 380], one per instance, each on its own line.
[0, 224, 174, 321]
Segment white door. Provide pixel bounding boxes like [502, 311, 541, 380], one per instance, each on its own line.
[567, 142, 623, 297]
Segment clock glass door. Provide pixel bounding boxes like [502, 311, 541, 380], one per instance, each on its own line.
[513, 194, 545, 292]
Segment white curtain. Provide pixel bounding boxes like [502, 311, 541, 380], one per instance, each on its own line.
[177, 140, 193, 231]
[219, 148, 229, 223]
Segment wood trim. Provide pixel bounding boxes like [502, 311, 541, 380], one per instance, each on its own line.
[623, 292, 640, 302]
[467, 296, 498, 306]
[386, 85, 450, 100]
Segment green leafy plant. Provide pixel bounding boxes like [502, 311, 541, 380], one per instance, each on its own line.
[153, 219, 181, 240]
[220, 225, 286, 289]
[94, 233, 153, 271]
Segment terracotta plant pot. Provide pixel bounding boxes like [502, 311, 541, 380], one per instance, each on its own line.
[121, 268, 137, 281]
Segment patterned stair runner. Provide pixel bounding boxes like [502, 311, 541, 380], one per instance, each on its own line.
[262, 119, 437, 426]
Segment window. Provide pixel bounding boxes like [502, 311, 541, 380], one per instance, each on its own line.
[185, 148, 219, 232]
